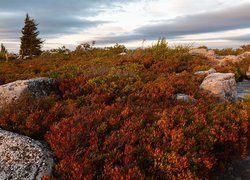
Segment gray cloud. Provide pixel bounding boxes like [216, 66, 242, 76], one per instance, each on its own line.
[0, 0, 136, 40]
[225, 34, 250, 42]
[95, 3, 250, 44]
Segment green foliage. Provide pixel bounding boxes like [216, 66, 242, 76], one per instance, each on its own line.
[104, 43, 126, 54]
[20, 14, 43, 58]
[241, 44, 250, 52]
[0, 52, 5, 61]
[214, 48, 243, 56]
[198, 45, 208, 49]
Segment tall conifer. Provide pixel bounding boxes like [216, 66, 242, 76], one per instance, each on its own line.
[20, 14, 43, 58]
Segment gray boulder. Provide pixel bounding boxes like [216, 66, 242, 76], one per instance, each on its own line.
[0, 77, 57, 110]
[200, 73, 237, 101]
[175, 93, 196, 102]
[0, 129, 54, 179]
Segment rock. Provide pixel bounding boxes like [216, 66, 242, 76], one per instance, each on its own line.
[176, 93, 196, 102]
[217, 52, 250, 65]
[194, 68, 216, 75]
[200, 73, 237, 101]
[118, 52, 127, 56]
[246, 66, 250, 79]
[0, 79, 4, 85]
[207, 50, 215, 57]
[0, 77, 57, 110]
[238, 52, 250, 61]
[0, 129, 54, 179]
[189, 48, 208, 56]
[237, 80, 250, 100]
[208, 68, 217, 74]
[189, 48, 215, 60]
[219, 55, 239, 65]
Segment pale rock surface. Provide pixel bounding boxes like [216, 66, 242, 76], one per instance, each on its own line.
[0, 129, 54, 179]
[0, 77, 56, 110]
[200, 73, 237, 100]
[176, 93, 196, 102]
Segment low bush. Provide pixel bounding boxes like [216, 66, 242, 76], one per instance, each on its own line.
[0, 42, 249, 179]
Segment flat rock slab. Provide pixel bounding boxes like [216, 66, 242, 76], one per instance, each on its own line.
[0, 129, 54, 179]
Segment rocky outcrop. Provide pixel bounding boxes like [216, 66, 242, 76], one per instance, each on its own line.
[0, 77, 57, 110]
[194, 68, 216, 75]
[216, 52, 250, 65]
[0, 129, 54, 179]
[219, 55, 239, 65]
[189, 48, 215, 60]
[238, 52, 250, 61]
[200, 73, 237, 101]
[190, 49, 250, 66]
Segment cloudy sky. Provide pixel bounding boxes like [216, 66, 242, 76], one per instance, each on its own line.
[0, 0, 250, 53]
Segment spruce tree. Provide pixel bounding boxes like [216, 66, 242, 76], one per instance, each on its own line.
[20, 14, 43, 58]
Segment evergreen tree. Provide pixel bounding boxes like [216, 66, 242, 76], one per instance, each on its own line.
[20, 14, 43, 58]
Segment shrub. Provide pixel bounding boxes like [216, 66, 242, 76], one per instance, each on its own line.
[0, 42, 249, 179]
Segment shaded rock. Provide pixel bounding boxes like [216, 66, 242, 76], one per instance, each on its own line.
[237, 80, 250, 101]
[0, 77, 57, 110]
[175, 93, 196, 102]
[194, 68, 216, 75]
[0, 129, 54, 179]
[200, 73, 237, 101]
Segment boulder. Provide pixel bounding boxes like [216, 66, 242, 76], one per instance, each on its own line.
[238, 52, 250, 61]
[175, 93, 196, 102]
[200, 73, 237, 101]
[0, 129, 54, 179]
[189, 48, 215, 60]
[189, 48, 208, 56]
[0, 77, 57, 110]
[219, 55, 239, 65]
[194, 68, 216, 75]
[217, 52, 250, 65]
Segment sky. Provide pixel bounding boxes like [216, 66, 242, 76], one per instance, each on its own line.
[0, 0, 250, 53]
